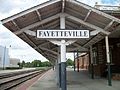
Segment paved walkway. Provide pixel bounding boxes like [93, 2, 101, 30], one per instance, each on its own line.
[28, 68, 120, 90]
[28, 69, 58, 90]
[67, 69, 120, 90]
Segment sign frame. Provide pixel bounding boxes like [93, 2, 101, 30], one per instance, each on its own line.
[37, 30, 89, 39]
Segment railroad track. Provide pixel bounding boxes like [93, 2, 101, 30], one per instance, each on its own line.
[0, 69, 39, 79]
[0, 69, 49, 90]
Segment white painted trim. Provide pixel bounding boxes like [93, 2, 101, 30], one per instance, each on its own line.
[36, 10, 42, 20]
[90, 30, 100, 36]
[12, 20, 20, 29]
[24, 30, 36, 36]
[65, 13, 110, 35]
[104, 20, 114, 30]
[84, 10, 91, 21]
[14, 13, 61, 35]
[84, 34, 104, 47]
[69, 0, 120, 23]
[49, 40, 62, 45]
[65, 40, 76, 45]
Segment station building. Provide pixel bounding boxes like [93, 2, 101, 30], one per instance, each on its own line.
[75, 53, 89, 70]
[9, 58, 20, 67]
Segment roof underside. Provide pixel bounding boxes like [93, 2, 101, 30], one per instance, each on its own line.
[1, 0, 120, 62]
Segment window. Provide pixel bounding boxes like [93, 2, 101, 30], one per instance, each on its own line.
[92, 47, 98, 65]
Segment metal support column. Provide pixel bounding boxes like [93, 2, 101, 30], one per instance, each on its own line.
[105, 36, 112, 86]
[77, 50, 79, 72]
[91, 64, 94, 79]
[73, 51, 76, 71]
[90, 46, 94, 79]
[59, 63, 61, 88]
[55, 55, 62, 88]
[55, 59, 59, 85]
[57, 54, 61, 88]
[60, 40, 67, 90]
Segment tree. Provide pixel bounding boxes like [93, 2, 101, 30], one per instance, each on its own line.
[42, 61, 52, 67]
[18, 62, 22, 68]
[24, 62, 32, 67]
[31, 60, 42, 67]
[18, 60, 53, 68]
[66, 59, 73, 66]
[21, 61, 25, 67]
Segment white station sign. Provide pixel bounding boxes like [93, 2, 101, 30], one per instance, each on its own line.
[37, 30, 89, 39]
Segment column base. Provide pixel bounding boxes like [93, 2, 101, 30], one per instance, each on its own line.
[61, 62, 67, 90]
[107, 63, 112, 86]
[91, 64, 94, 79]
[59, 63, 61, 88]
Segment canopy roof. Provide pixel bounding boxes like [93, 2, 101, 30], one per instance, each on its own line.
[1, 0, 120, 62]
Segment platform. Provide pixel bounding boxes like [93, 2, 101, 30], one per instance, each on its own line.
[28, 69, 58, 90]
[28, 68, 120, 90]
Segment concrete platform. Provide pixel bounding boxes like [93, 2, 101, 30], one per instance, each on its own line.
[28, 69, 58, 90]
[28, 68, 120, 90]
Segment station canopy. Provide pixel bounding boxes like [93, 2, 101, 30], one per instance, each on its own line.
[1, 0, 120, 62]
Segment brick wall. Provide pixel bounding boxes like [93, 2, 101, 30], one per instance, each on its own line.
[93, 38, 120, 76]
[75, 54, 89, 70]
[75, 38, 120, 77]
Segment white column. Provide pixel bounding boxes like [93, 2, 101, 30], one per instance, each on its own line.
[60, 14, 66, 90]
[105, 36, 112, 86]
[60, 14, 65, 62]
[105, 36, 110, 63]
[61, 40, 66, 62]
[60, 15, 65, 29]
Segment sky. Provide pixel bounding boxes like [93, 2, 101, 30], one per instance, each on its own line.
[0, 0, 120, 62]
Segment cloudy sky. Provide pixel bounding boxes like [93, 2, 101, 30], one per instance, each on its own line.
[0, 0, 120, 62]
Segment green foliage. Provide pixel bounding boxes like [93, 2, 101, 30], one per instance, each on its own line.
[31, 60, 42, 67]
[41, 61, 52, 67]
[66, 58, 74, 66]
[18, 60, 52, 68]
[17, 61, 25, 68]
